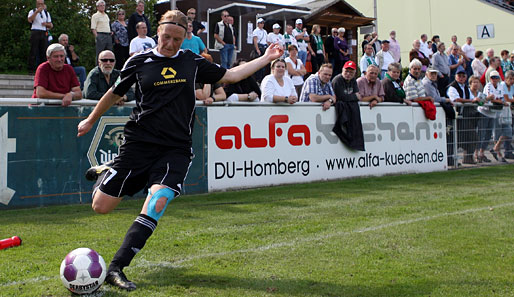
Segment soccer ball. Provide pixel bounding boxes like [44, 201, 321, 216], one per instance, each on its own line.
[60, 248, 107, 295]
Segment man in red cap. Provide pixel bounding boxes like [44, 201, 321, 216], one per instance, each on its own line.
[331, 60, 361, 102]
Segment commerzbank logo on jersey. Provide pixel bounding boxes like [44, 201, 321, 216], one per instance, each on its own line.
[154, 66, 185, 86]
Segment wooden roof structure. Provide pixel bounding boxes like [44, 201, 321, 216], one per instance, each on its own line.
[301, 0, 375, 28]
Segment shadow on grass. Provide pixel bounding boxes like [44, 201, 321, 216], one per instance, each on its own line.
[138, 266, 436, 297]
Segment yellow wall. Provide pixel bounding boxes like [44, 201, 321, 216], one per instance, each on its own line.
[345, 0, 514, 63]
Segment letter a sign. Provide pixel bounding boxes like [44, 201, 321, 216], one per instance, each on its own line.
[477, 24, 494, 39]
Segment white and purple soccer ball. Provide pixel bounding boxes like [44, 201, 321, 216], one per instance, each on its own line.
[60, 248, 107, 295]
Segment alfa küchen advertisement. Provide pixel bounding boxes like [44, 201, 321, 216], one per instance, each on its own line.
[207, 105, 447, 191]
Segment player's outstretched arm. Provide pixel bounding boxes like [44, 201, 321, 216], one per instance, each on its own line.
[77, 88, 122, 137]
[219, 43, 284, 84]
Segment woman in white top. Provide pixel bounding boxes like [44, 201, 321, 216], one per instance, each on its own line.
[480, 72, 506, 162]
[471, 50, 487, 78]
[469, 76, 490, 162]
[284, 45, 307, 96]
[260, 58, 298, 104]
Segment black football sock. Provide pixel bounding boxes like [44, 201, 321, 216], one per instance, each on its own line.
[108, 214, 157, 272]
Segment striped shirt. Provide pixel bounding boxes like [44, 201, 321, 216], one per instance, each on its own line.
[404, 74, 426, 100]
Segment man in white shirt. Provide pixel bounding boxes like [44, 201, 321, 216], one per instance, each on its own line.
[252, 18, 267, 82]
[360, 43, 375, 77]
[461, 37, 475, 77]
[267, 24, 284, 51]
[129, 21, 156, 56]
[419, 34, 432, 59]
[27, 0, 53, 73]
[292, 19, 309, 65]
[375, 40, 394, 79]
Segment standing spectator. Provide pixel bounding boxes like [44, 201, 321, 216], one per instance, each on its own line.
[482, 57, 505, 85]
[461, 37, 475, 77]
[227, 16, 237, 66]
[382, 62, 408, 104]
[356, 65, 384, 109]
[129, 22, 156, 56]
[500, 50, 513, 74]
[447, 35, 459, 55]
[334, 28, 349, 77]
[187, 8, 205, 36]
[389, 30, 401, 63]
[472, 51, 487, 78]
[300, 63, 336, 111]
[483, 71, 507, 162]
[285, 45, 306, 96]
[181, 21, 207, 55]
[224, 59, 261, 102]
[470, 76, 493, 163]
[111, 8, 130, 70]
[32, 43, 82, 106]
[501, 70, 514, 159]
[84, 50, 134, 103]
[403, 59, 434, 102]
[267, 24, 285, 51]
[448, 45, 466, 83]
[252, 18, 267, 82]
[431, 35, 440, 54]
[214, 10, 235, 69]
[283, 24, 298, 57]
[375, 40, 394, 79]
[370, 32, 381, 55]
[361, 34, 372, 55]
[360, 43, 376, 77]
[58, 34, 86, 90]
[432, 42, 451, 96]
[127, 0, 151, 41]
[91, 0, 112, 63]
[409, 40, 430, 76]
[419, 34, 432, 58]
[325, 28, 338, 76]
[292, 19, 309, 66]
[260, 58, 297, 104]
[27, 0, 53, 74]
[485, 48, 495, 65]
[308, 24, 326, 75]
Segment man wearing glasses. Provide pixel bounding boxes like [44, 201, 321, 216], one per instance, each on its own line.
[214, 10, 235, 69]
[83, 50, 134, 103]
[186, 7, 205, 36]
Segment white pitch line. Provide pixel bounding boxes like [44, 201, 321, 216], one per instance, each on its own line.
[1, 202, 513, 287]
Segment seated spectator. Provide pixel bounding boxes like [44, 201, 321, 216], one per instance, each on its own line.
[409, 40, 430, 75]
[432, 42, 451, 96]
[403, 59, 434, 102]
[423, 68, 450, 104]
[382, 62, 408, 104]
[261, 58, 297, 104]
[483, 71, 509, 162]
[195, 53, 226, 104]
[129, 21, 156, 56]
[448, 45, 466, 83]
[181, 21, 207, 55]
[500, 50, 513, 74]
[331, 60, 360, 102]
[224, 59, 261, 102]
[472, 50, 487, 78]
[356, 64, 384, 109]
[285, 45, 307, 96]
[482, 57, 505, 85]
[32, 43, 82, 106]
[375, 40, 394, 79]
[83, 50, 134, 103]
[501, 70, 514, 159]
[58, 34, 87, 90]
[360, 43, 376, 77]
[299, 63, 335, 110]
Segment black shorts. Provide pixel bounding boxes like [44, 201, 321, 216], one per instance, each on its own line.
[98, 141, 193, 198]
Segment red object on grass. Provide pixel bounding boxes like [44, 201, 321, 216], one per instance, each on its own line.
[0, 236, 22, 250]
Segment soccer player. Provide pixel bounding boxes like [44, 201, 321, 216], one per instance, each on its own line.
[77, 10, 283, 291]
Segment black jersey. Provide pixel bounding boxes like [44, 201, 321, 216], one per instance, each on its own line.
[113, 48, 226, 150]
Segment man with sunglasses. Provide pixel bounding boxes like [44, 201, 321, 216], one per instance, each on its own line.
[78, 10, 284, 291]
[214, 10, 235, 69]
[186, 7, 204, 36]
[83, 50, 134, 103]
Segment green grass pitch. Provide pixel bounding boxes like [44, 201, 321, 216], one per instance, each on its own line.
[1, 165, 514, 296]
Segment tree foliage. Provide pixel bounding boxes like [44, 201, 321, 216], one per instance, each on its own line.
[0, 0, 158, 73]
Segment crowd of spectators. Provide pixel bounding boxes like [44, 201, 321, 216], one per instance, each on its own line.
[26, 0, 514, 164]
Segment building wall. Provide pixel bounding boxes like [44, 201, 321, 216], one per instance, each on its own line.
[346, 0, 514, 63]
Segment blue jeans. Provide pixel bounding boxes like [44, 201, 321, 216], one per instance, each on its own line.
[298, 50, 307, 66]
[73, 66, 87, 90]
[220, 44, 235, 69]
